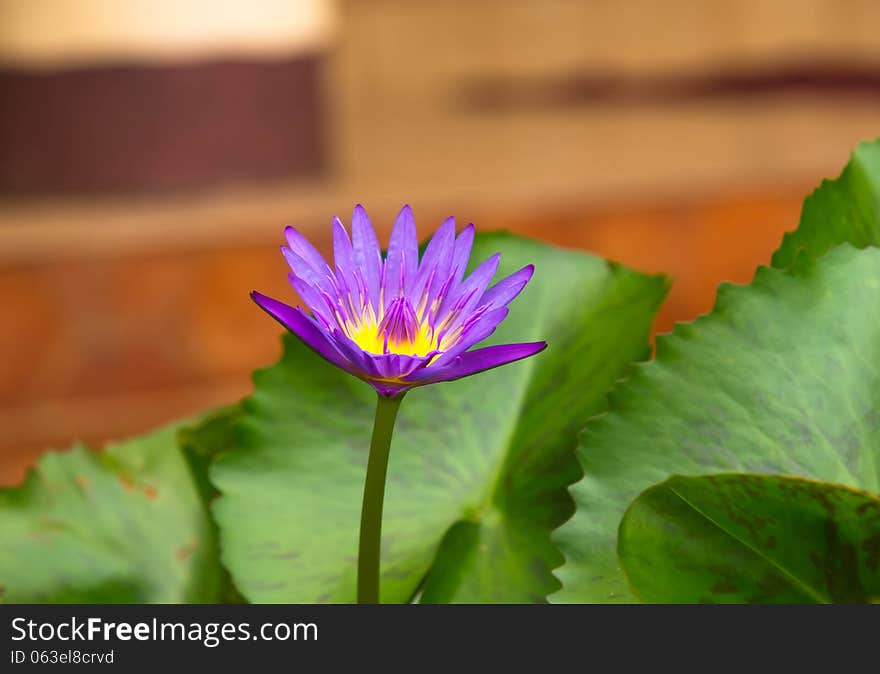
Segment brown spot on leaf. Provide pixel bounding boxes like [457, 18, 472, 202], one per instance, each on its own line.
[824, 520, 865, 603]
[176, 541, 198, 561]
[857, 500, 880, 516]
[74, 475, 90, 490]
[710, 580, 738, 594]
[116, 474, 158, 499]
[809, 489, 836, 516]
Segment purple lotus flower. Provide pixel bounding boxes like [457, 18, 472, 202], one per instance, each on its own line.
[251, 205, 546, 397]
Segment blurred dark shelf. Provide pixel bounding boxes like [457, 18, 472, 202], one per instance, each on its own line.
[0, 55, 326, 196]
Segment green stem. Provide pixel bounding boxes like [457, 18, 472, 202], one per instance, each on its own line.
[357, 393, 404, 604]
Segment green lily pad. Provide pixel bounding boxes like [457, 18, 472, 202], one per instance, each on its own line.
[618, 474, 880, 603]
[0, 423, 223, 603]
[210, 232, 668, 603]
[554, 244, 880, 602]
[773, 139, 880, 269]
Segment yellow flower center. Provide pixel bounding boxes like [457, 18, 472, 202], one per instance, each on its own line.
[344, 295, 445, 357]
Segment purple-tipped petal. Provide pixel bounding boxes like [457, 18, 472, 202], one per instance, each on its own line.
[351, 205, 382, 310]
[384, 205, 418, 301]
[479, 264, 534, 310]
[460, 252, 501, 299]
[410, 217, 456, 301]
[432, 306, 509, 366]
[450, 224, 475, 285]
[286, 273, 335, 327]
[331, 217, 358, 294]
[250, 291, 354, 372]
[284, 226, 331, 277]
[282, 246, 334, 295]
[437, 252, 500, 324]
[411, 341, 547, 384]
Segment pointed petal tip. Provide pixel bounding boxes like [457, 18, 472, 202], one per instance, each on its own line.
[250, 289, 297, 325]
[352, 204, 372, 227]
[332, 216, 351, 244]
[455, 223, 475, 245]
[282, 224, 304, 244]
[433, 215, 456, 234]
[513, 340, 548, 356]
[351, 203, 377, 234]
[393, 204, 416, 229]
[250, 289, 288, 314]
[407, 339, 548, 385]
[483, 251, 503, 271]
